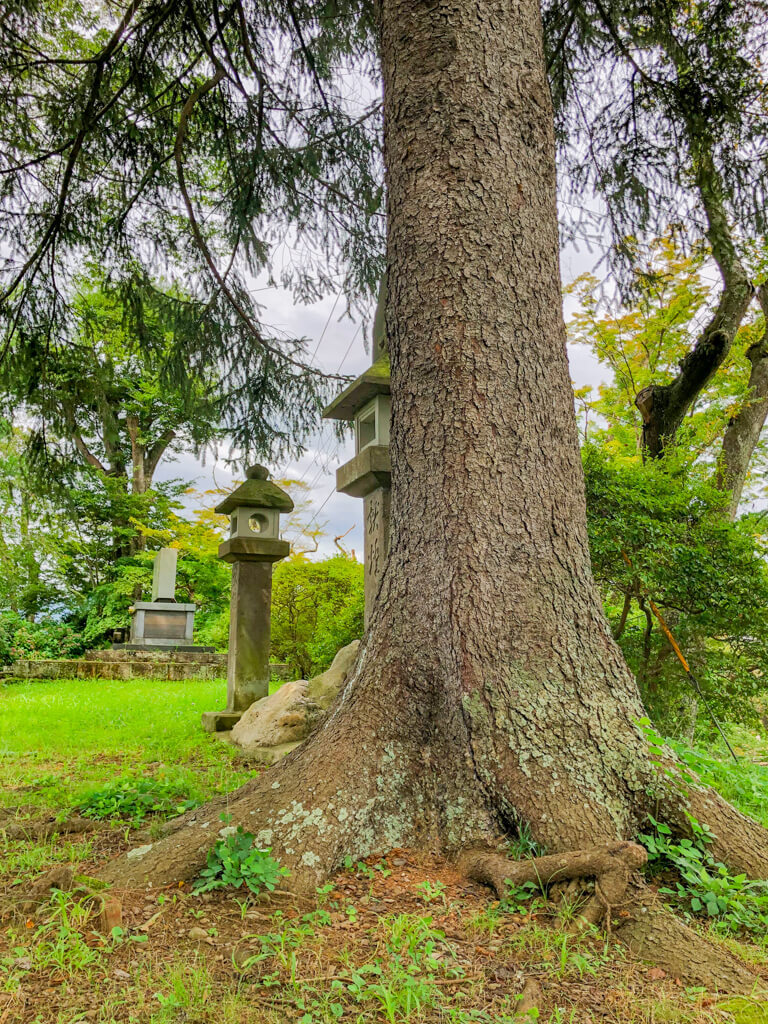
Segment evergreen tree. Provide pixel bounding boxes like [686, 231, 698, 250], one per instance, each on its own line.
[3, 0, 768, 987]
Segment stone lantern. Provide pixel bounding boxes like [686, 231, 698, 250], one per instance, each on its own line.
[201, 466, 293, 732]
[323, 324, 391, 625]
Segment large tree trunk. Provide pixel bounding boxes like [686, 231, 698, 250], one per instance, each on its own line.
[101, 0, 768, 987]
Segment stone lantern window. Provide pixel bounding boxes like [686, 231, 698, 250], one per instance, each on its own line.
[355, 395, 391, 453]
[228, 505, 280, 540]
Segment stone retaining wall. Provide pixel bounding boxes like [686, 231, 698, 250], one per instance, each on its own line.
[1, 656, 291, 683]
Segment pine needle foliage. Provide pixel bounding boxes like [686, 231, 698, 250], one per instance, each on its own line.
[543, 0, 768, 277]
[0, 0, 385, 459]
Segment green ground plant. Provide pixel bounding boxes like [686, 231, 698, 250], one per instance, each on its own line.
[77, 771, 200, 824]
[640, 815, 768, 934]
[668, 738, 768, 829]
[193, 824, 289, 896]
[29, 890, 103, 977]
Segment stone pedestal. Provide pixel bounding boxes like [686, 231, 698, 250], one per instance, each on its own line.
[363, 486, 391, 626]
[201, 551, 288, 734]
[121, 547, 199, 650]
[226, 560, 272, 712]
[129, 601, 196, 648]
[335, 443, 392, 626]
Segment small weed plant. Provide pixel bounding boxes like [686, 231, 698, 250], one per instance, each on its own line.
[77, 772, 198, 824]
[193, 824, 288, 896]
[640, 814, 768, 934]
[342, 856, 392, 880]
[501, 879, 542, 914]
[417, 880, 447, 905]
[31, 891, 104, 976]
[508, 820, 546, 860]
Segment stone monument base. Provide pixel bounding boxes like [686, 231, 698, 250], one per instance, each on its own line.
[111, 643, 214, 653]
[129, 601, 196, 647]
[201, 710, 243, 732]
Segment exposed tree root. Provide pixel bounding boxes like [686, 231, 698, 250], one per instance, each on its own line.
[8, 865, 76, 918]
[615, 882, 765, 995]
[2, 815, 99, 841]
[459, 842, 647, 929]
[460, 845, 765, 994]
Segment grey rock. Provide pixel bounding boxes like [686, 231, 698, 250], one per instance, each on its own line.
[230, 640, 360, 756]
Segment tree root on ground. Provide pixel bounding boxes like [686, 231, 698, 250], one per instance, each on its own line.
[459, 841, 647, 929]
[1, 814, 100, 841]
[460, 843, 765, 995]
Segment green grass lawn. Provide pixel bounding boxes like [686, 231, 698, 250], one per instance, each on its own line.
[2, 678, 768, 1024]
[0, 676, 264, 816]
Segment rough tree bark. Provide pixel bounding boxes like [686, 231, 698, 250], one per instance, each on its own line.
[715, 285, 768, 519]
[101, 0, 768, 988]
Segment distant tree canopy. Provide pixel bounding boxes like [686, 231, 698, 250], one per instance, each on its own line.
[568, 238, 768, 506]
[584, 445, 768, 736]
[4, 273, 222, 471]
[546, 0, 768, 458]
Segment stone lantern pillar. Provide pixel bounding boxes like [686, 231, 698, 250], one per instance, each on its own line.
[201, 466, 293, 733]
[323, 356, 391, 626]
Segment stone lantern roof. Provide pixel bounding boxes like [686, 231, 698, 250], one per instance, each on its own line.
[322, 355, 390, 421]
[215, 465, 294, 516]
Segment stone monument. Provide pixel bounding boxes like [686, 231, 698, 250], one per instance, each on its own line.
[124, 548, 198, 649]
[322, 280, 391, 624]
[201, 466, 293, 732]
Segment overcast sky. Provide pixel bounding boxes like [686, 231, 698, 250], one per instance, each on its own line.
[157, 230, 608, 559]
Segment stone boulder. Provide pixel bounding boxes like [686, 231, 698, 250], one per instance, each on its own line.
[306, 638, 360, 708]
[230, 640, 360, 759]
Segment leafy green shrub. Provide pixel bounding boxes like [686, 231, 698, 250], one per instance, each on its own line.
[639, 814, 768, 933]
[77, 773, 199, 824]
[0, 611, 86, 664]
[193, 826, 288, 895]
[584, 445, 768, 735]
[271, 555, 364, 679]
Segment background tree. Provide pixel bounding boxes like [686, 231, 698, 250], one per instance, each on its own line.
[569, 244, 768, 734]
[270, 554, 364, 678]
[0, 421, 65, 620]
[568, 239, 768, 497]
[2, 273, 228, 557]
[0, 0, 383, 458]
[547, 0, 768, 465]
[584, 445, 768, 737]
